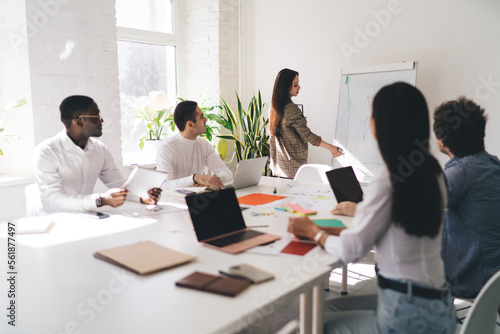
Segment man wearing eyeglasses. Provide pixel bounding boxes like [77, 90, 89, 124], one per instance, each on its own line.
[33, 95, 161, 213]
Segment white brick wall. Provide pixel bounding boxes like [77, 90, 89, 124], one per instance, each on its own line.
[182, 0, 239, 170]
[26, 0, 123, 166]
[183, 0, 221, 102]
[182, 0, 239, 104]
[219, 0, 239, 105]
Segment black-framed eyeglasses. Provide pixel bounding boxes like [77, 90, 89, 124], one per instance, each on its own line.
[77, 115, 103, 121]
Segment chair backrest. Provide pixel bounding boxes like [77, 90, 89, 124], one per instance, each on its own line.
[459, 270, 500, 334]
[294, 164, 332, 184]
[274, 319, 299, 334]
[25, 183, 41, 216]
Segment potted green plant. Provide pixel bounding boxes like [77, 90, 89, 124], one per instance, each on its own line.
[216, 90, 271, 175]
[0, 98, 26, 156]
[133, 91, 175, 151]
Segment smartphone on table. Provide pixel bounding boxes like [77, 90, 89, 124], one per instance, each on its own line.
[176, 189, 196, 195]
[79, 211, 110, 219]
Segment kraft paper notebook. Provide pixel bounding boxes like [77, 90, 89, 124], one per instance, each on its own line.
[94, 241, 196, 275]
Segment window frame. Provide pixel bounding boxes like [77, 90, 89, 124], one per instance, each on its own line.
[116, 0, 183, 165]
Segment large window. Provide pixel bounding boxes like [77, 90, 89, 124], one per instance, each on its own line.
[116, 0, 178, 165]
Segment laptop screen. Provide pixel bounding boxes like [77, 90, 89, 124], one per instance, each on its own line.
[326, 166, 364, 203]
[185, 188, 247, 241]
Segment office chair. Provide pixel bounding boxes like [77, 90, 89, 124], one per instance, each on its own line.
[274, 319, 299, 334]
[25, 183, 41, 216]
[294, 164, 331, 185]
[458, 270, 500, 334]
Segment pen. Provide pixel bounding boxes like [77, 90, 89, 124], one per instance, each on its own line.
[247, 225, 270, 228]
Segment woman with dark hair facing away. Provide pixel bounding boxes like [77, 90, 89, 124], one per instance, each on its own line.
[288, 82, 456, 333]
[269, 68, 343, 178]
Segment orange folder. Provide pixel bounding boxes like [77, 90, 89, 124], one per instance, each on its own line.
[237, 193, 287, 206]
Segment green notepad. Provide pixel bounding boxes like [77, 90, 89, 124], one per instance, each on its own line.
[312, 218, 345, 228]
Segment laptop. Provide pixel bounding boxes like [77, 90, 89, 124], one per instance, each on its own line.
[185, 188, 280, 254]
[225, 156, 268, 189]
[326, 166, 364, 203]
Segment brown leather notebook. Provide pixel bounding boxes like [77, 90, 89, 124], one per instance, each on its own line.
[94, 241, 196, 275]
[175, 271, 251, 297]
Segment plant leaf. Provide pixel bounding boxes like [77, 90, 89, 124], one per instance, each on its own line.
[220, 98, 237, 132]
[218, 138, 228, 161]
[217, 134, 237, 141]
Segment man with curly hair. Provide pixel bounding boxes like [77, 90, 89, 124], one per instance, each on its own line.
[433, 96, 500, 298]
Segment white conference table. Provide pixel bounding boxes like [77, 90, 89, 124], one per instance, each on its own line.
[0, 177, 352, 334]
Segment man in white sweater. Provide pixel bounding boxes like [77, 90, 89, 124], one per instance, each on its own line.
[156, 100, 232, 190]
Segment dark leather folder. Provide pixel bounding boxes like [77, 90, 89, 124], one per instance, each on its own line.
[175, 271, 251, 297]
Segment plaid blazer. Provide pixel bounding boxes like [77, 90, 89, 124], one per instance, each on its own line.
[270, 102, 320, 178]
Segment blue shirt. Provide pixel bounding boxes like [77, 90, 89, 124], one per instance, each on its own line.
[442, 151, 500, 298]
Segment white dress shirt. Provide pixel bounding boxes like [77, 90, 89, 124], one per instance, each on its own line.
[324, 167, 447, 288]
[34, 131, 125, 213]
[156, 133, 233, 189]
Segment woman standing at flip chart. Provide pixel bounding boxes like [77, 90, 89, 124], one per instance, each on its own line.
[269, 68, 343, 178]
[288, 82, 456, 333]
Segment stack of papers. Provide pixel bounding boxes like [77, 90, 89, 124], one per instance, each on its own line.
[276, 203, 317, 216]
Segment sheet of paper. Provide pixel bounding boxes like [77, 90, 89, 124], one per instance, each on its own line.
[282, 197, 331, 212]
[284, 186, 334, 198]
[246, 232, 294, 256]
[118, 203, 187, 217]
[237, 193, 287, 206]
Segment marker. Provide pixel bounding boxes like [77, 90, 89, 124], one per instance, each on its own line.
[337, 147, 344, 153]
[273, 187, 277, 194]
[247, 225, 269, 228]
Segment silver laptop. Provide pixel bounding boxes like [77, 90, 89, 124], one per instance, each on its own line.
[226, 156, 268, 189]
